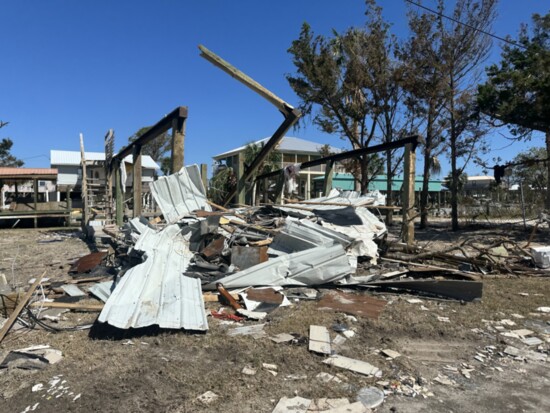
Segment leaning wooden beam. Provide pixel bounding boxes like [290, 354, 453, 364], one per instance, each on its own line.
[256, 135, 420, 181]
[223, 109, 301, 206]
[0, 271, 46, 343]
[114, 106, 188, 161]
[198, 45, 302, 207]
[199, 45, 294, 116]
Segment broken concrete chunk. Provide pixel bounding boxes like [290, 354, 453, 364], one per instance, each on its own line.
[322, 355, 381, 377]
[316, 372, 342, 383]
[536, 307, 550, 313]
[381, 349, 401, 359]
[522, 337, 543, 346]
[272, 396, 311, 413]
[270, 333, 295, 344]
[196, 391, 219, 405]
[504, 346, 520, 357]
[309, 325, 332, 355]
[242, 366, 257, 375]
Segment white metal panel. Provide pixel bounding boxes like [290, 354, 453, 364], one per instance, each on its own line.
[204, 244, 351, 290]
[98, 224, 208, 330]
[150, 164, 211, 224]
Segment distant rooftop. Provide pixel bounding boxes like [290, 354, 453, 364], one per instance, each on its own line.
[50, 150, 160, 169]
[213, 136, 343, 159]
[0, 167, 58, 179]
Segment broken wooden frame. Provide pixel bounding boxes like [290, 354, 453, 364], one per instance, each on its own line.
[198, 45, 302, 207]
[255, 135, 419, 243]
[108, 106, 188, 225]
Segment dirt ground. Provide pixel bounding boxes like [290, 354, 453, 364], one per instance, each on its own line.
[0, 223, 549, 413]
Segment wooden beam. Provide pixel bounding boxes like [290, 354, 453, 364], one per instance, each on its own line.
[256, 135, 420, 181]
[132, 145, 142, 217]
[114, 161, 123, 226]
[0, 271, 46, 343]
[402, 143, 416, 245]
[171, 116, 186, 173]
[114, 106, 188, 161]
[79, 133, 89, 235]
[200, 163, 208, 192]
[199, 45, 294, 116]
[222, 109, 301, 206]
[29, 301, 104, 311]
[323, 160, 335, 196]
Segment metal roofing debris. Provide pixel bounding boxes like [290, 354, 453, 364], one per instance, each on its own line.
[204, 244, 352, 290]
[98, 224, 208, 330]
[60, 284, 86, 297]
[317, 291, 387, 320]
[88, 280, 116, 303]
[150, 164, 212, 224]
[364, 279, 483, 302]
[69, 252, 108, 275]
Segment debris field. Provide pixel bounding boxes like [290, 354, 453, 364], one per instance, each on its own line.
[1, 165, 549, 413]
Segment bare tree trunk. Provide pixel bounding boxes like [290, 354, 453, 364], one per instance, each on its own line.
[420, 111, 433, 229]
[360, 155, 369, 195]
[449, 79, 460, 232]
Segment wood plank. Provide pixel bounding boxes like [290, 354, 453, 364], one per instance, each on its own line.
[198, 45, 293, 116]
[0, 271, 46, 343]
[29, 301, 104, 311]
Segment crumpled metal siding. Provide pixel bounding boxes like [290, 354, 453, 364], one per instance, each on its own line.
[204, 244, 351, 290]
[98, 224, 208, 331]
[150, 164, 211, 224]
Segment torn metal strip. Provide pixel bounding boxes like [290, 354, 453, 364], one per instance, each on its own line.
[204, 244, 351, 290]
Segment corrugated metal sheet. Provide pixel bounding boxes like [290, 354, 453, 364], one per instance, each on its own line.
[150, 164, 211, 224]
[50, 150, 160, 169]
[269, 218, 352, 256]
[98, 224, 208, 330]
[204, 244, 351, 290]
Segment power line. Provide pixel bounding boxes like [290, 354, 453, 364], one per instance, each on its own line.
[405, 0, 528, 50]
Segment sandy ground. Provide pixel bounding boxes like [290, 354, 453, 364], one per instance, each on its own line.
[0, 223, 549, 413]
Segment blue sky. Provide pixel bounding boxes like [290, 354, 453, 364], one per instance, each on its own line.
[0, 1, 547, 177]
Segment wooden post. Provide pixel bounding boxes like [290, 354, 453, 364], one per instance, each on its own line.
[66, 186, 72, 226]
[115, 161, 123, 226]
[323, 160, 335, 197]
[132, 145, 142, 217]
[80, 134, 89, 235]
[402, 143, 416, 245]
[33, 179, 38, 228]
[274, 171, 285, 204]
[236, 152, 246, 205]
[200, 163, 208, 192]
[171, 117, 186, 174]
